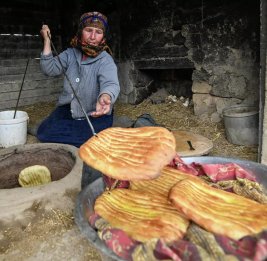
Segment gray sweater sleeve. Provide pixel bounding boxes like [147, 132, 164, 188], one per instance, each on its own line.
[40, 50, 69, 76]
[97, 56, 120, 104]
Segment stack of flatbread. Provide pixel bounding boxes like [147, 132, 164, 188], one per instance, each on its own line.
[79, 126, 267, 243]
[95, 168, 267, 242]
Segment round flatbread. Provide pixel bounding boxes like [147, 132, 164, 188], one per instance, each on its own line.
[18, 165, 51, 187]
[95, 188, 189, 243]
[169, 178, 267, 240]
[79, 127, 176, 181]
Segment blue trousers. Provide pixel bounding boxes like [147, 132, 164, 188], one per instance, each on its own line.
[36, 104, 113, 147]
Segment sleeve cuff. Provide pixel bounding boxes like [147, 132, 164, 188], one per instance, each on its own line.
[98, 92, 114, 103]
[40, 52, 53, 59]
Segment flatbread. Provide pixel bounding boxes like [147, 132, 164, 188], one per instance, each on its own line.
[94, 188, 189, 243]
[79, 127, 176, 180]
[130, 166, 196, 197]
[18, 165, 51, 187]
[169, 178, 267, 240]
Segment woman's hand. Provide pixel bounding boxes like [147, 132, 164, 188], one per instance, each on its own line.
[40, 25, 52, 55]
[40, 24, 51, 41]
[90, 93, 111, 117]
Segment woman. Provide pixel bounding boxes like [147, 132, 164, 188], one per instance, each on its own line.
[38, 11, 120, 148]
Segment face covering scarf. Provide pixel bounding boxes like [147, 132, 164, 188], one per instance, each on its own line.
[70, 35, 112, 58]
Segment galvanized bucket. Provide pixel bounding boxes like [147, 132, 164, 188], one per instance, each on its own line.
[222, 105, 259, 146]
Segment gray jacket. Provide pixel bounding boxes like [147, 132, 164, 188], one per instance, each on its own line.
[40, 48, 120, 118]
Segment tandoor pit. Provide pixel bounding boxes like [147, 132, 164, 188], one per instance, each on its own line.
[0, 143, 83, 222]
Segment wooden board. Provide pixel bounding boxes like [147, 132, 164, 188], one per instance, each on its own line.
[171, 130, 213, 157]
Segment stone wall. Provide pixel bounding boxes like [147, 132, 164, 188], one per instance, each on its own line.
[0, 0, 261, 120]
[115, 0, 260, 120]
[0, 59, 63, 110]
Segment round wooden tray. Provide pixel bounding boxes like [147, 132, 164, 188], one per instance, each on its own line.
[171, 130, 213, 157]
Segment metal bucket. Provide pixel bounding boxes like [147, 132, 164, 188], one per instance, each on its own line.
[222, 105, 259, 146]
[74, 156, 267, 260]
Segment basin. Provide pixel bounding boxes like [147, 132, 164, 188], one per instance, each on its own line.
[75, 156, 267, 261]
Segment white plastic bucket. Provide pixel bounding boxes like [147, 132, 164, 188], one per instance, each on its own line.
[0, 110, 29, 148]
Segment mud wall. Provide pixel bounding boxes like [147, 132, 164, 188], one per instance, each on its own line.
[116, 0, 260, 120]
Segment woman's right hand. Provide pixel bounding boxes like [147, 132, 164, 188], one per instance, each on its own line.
[40, 24, 51, 41]
[40, 24, 52, 55]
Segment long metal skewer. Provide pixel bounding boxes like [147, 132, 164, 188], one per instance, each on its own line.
[47, 32, 97, 136]
[13, 59, 30, 119]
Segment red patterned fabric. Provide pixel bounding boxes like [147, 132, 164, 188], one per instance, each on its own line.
[155, 239, 201, 261]
[90, 221, 267, 261]
[253, 232, 267, 261]
[170, 154, 256, 182]
[168, 155, 199, 176]
[190, 162, 256, 182]
[88, 213, 101, 228]
[154, 239, 182, 261]
[100, 228, 139, 260]
[102, 175, 130, 189]
[215, 230, 267, 260]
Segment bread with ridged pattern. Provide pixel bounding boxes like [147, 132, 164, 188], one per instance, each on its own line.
[79, 127, 176, 181]
[130, 166, 196, 197]
[169, 178, 267, 240]
[94, 188, 189, 243]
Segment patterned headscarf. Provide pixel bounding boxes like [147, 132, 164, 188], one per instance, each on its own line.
[79, 12, 109, 34]
[70, 11, 112, 57]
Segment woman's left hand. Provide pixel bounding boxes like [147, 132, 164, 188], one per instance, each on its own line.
[90, 93, 111, 117]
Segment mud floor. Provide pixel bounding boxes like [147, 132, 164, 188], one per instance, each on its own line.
[0, 200, 102, 261]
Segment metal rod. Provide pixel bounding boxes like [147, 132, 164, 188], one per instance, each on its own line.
[47, 33, 97, 136]
[187, 140, 195, 151]
[14, 59, 29, 119]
